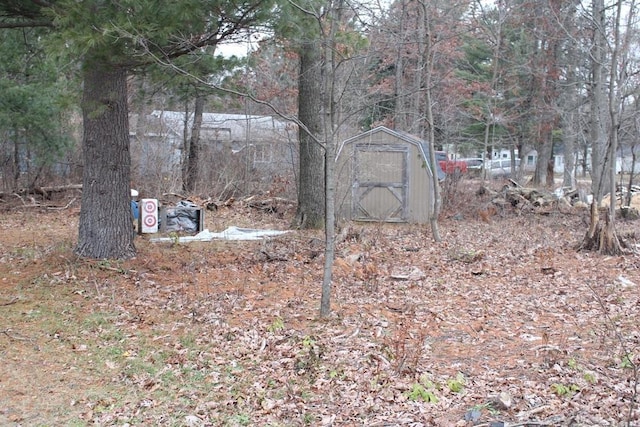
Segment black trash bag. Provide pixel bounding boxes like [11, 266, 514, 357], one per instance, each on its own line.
[163, 201, 200, 233]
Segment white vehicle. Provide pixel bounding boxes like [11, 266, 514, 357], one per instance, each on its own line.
[485, 158, 520, 178]
[461, 158, 484, 176]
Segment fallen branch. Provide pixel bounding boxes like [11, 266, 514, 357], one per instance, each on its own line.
[474, 415, 568, 427]
[47, 197, 77, 210]
[35, 184, 83, 197]
[0, 184, 82, 200]
[12, 192, 26, 205]
[162, 192, 189, 200]
[42, 183, 82, 191]
[1, 329, 32, 341]
[260, 249, 288, 262]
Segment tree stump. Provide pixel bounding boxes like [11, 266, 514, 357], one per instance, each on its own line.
[578, 203, 628, 255]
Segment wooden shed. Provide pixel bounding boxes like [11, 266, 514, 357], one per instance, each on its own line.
[335, 126, 444, 224]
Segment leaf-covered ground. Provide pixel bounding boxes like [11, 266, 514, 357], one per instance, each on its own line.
[1, 183, 639, 427]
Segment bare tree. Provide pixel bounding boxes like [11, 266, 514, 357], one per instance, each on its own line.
[288, 0, 367, 316]
[580, 0, 634, 254]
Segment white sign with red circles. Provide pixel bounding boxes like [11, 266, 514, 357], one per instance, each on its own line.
[140, 198, 158, 233]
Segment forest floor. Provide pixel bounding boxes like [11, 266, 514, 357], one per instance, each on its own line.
[0, 180, 639, 427]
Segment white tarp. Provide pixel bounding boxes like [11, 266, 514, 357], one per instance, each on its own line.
[149, 226, 290, 243]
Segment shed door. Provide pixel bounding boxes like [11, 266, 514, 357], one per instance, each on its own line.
[353, 144, 408, 222]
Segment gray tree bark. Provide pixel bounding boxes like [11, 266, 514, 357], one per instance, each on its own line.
[294, 39, 325, 230]
[184, 95, 205, 194]
[580, 0, 627, 255]
[589, 0, 609, 203]
[561, 6, 579, 189]
[393, 0, 407, 131]
[75, 58, 135, 259]
[418, 0, 441, 242]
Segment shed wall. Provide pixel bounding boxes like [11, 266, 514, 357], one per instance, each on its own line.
[336, 128, 433, 224]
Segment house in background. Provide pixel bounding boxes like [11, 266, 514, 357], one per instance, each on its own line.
[130, 110, 297, 194]
[522, 149, 567, 174]
[523, 146, 640, 176]
[617, 145, 640, 174]
[335, 126, 444, 224]
[492, 147, 572, 175]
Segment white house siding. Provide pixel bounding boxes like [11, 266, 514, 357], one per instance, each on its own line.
[130, 111, 298, 194]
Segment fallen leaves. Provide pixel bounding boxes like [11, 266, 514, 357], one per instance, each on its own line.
[1, 196, 640, 426]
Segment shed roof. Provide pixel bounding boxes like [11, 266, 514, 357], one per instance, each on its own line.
[339, 126, 445, 181]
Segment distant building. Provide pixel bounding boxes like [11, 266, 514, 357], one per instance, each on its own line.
[129, 111, 298, 194]
[524, 147, 640, 176]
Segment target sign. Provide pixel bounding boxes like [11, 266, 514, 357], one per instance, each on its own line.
[140, 198, 158, 233]
[143, 214, 156, 227]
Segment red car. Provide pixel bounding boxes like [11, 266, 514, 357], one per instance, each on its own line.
[435, 151, 468, 175]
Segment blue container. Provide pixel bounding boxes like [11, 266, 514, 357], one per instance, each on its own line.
[130, 200, 139, 220]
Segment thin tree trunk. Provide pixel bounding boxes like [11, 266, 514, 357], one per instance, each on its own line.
[589, 0, 608, 203]
[410, 4, 424, 136]
[625, 148, 636, 207]
[482, 115, 491, 182]
[580, 0, 627, 255]
[320, 0, 342, 317]
[582, 0, 607, 250]
[12, 128, 20, 188]
[75, 58, 135, 259]
[562, 115, 577, 189]
[420, 1, 441, 242]
[628, 97, 640, 206]
[561, 20, 578, 189]
[481, 0, 503, 184]
[181, 101, 191, 192]
[393, 0, 407, 130]
[602, 0, 625, 253]
[321, 136, 336, 317]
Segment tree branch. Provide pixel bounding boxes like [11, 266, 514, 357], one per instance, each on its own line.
[0, 19, 52, 28]
[0, 0, 53, 21]
[124, 30, 321, 145]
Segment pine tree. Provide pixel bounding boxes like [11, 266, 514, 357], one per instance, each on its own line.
[0, 25, 73, 190]
[0, 0, 274, 259]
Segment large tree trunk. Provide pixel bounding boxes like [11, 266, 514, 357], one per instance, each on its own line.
[184, 95, 205, 194]
[546, 141, 555, 188]
[531, 129, 552, 186]
[75, 59, 135, 259]
[294, 40, 325, 229]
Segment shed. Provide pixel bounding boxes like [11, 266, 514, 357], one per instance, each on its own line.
[335, 126, 444, 224]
